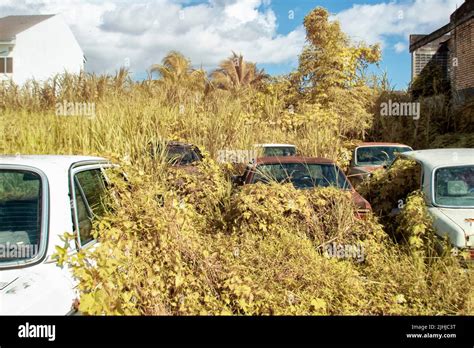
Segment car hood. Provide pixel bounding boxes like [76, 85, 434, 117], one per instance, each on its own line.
[0, 268, 44, 314]
[296, 187, 370, 211]
[0, 264, 76, 315]
[0, 269, 22, 291]
[437, 208, 474, 236]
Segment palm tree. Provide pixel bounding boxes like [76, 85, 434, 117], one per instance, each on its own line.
[150, 51, 205, 90]
[211, 52, 268, 91]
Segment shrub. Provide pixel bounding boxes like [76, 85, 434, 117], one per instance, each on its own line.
[358, 158, 421, 236]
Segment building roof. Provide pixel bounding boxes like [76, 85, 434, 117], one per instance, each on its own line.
[451, 0, 474, 23]
[0, 15, 55, 41]
[399, 148, 474, 170]
[410, 0, 474, 52]
[409, 26, 452, 52]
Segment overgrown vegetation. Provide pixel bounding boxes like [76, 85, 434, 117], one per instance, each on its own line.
[358, 158, 421, 236]
[55, 162, 472, 315]
[1, 7, 473, 315]
[367, 67, 474, 149]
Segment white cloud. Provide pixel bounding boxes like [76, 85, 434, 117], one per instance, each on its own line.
[335, 0, 465, 48]
[224, 0, 261, 22]
[394, 42, 406, 53]
[0, 0, 305, 75]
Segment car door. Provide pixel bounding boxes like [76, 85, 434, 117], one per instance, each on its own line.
[30, 163, 112, 315]
[68, 163, 112, 312]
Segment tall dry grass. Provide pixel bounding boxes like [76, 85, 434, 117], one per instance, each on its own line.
[2, 71, 473, 315]
[0, 70, 355, 169]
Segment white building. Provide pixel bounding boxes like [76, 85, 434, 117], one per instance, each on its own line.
[0, 14, 84, 85]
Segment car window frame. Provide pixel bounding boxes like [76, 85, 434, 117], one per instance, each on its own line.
[249, 162, 352, 190]
[431, 164, 474, 209]
[69, 162, 111, 250]
[354, 145, 413, 166]
[0, 164, 50, 270]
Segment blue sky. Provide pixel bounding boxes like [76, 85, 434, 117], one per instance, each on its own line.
[256, 0, 406, 89]
[245, 0, 455, 90]
[156, 0, 461, 89]
[2, 0, 464, 90]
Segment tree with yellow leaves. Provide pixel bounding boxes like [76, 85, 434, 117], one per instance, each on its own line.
[295, 7, 381, 104]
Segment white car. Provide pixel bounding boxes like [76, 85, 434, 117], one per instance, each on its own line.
[254, 143, 297, 157]
[347, 142, 413, 186]
[398, 149, 474, 260]
[0, 155, 112, 314]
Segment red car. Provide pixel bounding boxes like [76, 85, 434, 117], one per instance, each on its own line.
[233, 156, 372, 217]
[347, 142, 413, 186]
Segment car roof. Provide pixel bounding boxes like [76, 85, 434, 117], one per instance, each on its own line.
[255, 156, 335, 165]
[357, 142, 412, 147]
[0, 155, 107, 172]
[399, 148, 474, 169]
[254, 143, 296, 148]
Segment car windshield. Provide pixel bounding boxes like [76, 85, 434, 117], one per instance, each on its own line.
[252, 163, 351, 190]
[166, 146, 201, 165]
[434, 166, 474, 207]
[356, 146, 412, 166]
[262, 146, 296, 157]
[0, 170, 42, 264]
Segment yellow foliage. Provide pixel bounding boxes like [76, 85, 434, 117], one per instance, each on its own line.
[50, 162, 473, 315]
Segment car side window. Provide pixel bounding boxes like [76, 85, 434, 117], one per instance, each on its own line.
[74, 180, 93, 245]
[72, 168, 108, 247]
